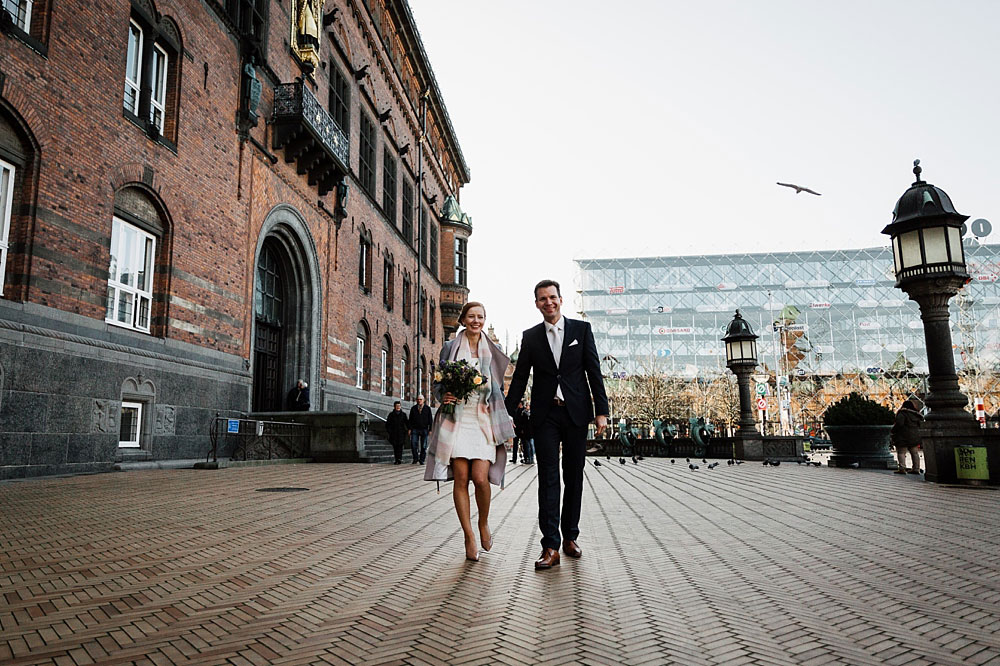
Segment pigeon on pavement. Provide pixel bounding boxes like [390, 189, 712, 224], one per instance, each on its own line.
[619, 458, 626, 465]
[689, 464, 699, 470]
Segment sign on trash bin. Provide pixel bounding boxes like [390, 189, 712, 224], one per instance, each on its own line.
[227, 419, 240, 433]
[955, 445, 989, 482]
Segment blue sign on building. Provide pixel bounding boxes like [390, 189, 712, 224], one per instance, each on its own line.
[227, 419, 240, 433]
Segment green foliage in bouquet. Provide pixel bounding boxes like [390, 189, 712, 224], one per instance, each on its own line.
[822, 392, 895, 426]
[435, 360, 488, 415]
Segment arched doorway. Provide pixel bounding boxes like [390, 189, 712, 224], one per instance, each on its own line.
[251, 205, 321, 412]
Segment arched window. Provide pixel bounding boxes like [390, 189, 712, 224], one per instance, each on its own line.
[355, 321, 370, 389]
[401, 345, 410, 401]
[419, 354, 427, 400]
[0, 104, 39, 301]
[380, 335, 392, 396]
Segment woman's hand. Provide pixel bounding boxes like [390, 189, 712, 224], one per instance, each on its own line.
[442, 392, 458, 405]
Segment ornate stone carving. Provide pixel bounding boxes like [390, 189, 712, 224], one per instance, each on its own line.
[153, 405, 176, 435]
[92, 400, 119, 434]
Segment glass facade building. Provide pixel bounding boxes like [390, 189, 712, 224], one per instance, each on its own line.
[576, 244, 1000, 380]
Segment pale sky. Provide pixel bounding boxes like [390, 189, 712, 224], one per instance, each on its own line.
[409, 0, 1000, 348]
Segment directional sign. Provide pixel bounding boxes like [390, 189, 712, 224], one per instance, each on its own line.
[756, 397, 768, 410]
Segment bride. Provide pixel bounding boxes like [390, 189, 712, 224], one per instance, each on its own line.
[423, 301, 516, 561]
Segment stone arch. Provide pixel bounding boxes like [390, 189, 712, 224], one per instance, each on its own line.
[119, 374, 156, 451]
[251, 204, 322, 411]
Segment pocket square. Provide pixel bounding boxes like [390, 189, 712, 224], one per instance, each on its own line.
[568, 339, 579, 347]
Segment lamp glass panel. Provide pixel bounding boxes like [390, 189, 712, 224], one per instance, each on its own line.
[923, 226, 948, 264]
[725, 341, 734, 362]
[899, 230, 922, 269]
[744, 340, 756, 361]
[750, 339, 757, 360]
[948, 226, 964, 264]
[892, 236, 902, 274]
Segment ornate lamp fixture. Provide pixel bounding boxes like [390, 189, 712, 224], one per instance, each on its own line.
[722, 310, 760, 440]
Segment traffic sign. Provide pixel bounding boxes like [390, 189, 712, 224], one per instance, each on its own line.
[756, 397, 767, 410]
[755, 383, 767, 395]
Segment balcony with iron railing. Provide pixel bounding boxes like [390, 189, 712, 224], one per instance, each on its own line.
[272, 82, 350, 196]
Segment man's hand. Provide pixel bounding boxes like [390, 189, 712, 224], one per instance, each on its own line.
[595, 415, 608, 437]
[442, 392, 458, 405]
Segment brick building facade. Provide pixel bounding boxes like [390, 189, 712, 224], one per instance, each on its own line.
[0, 0, 473, 478]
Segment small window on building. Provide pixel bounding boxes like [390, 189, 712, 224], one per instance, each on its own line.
[401, 179, 413, 244]
[420, 207, 428, 266]
[359, 230, 372, 293]
[122, 13, 181, 144]
[429, 298, 436, 343]
[2, 0, 31, 33]
[381, 335, 392, 396]
[107, 217, 156, 332]
[400, 346, 409, 401]
[119, 401, 143, 448]
[359, 112, 376, 196]
[356, 322, 370, 390]
[383, 257, 394, 310]
[149, 44, 169, 134]
[383, 148, 397, 222]
[329, 64, 350, 132]
[430, 221, 439, 276]
[0, 158, 14, 297]
[455, 237, 468, 286]
[402, 274, 411, 324]
[124, 21, 144, 116]
[420, 290, 427, 337]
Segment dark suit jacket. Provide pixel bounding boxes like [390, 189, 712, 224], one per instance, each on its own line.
[505, 317, 609, 428]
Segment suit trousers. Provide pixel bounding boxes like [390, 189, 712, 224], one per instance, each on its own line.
[534, 405, 588, 550]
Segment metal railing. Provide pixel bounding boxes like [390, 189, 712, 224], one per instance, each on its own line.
[357, 405, 386, 433]
[207, 416, 310, 463]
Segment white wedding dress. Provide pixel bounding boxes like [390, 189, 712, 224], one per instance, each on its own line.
[449, 346, 496, 463]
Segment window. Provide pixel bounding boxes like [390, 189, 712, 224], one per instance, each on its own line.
[455, 237, 468, 286]
[420, 207, 428, 266]
[0, 158, 14, 297]
[119, 401, 143, 448]
[401, 179, 413, 244]
[224, 0, 267, 43]
[429, 298, 436, 343]
[122, 14, 180, 143]
[420, 289, 427, 337]
[382, 148, 397, 221]
[329, 64, 350, 132]
[400, 346, 409, 401]
[381, 336, 392, 396]
[124, 21, 143, 115]
[359, 231, 372, 293]
[402, 274, 411, 324]
[359, 112, 376, 195]
[383, 257, 394, 309]
[430, 221, 438, 276]
[2, 0, 31, 32]
[107, 217, 156, 332]
[356, 322, 369, 389]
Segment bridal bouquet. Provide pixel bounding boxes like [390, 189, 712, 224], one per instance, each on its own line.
[435, 360, 488, 415]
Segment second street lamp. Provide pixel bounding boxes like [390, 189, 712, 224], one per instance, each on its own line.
[722, 310, 760, 443]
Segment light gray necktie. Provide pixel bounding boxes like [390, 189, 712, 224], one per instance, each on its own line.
[549, 325, 564, 400]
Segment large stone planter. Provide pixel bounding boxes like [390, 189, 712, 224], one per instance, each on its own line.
[825, 425, 895, 469]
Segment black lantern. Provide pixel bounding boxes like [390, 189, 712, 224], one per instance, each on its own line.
[723, 310, 758, 368]
[722, 310, 760, 441]
[882, 160, 981, 484]
[883, 159, 968, 286]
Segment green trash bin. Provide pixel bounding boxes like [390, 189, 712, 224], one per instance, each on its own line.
[955, 445, 989, 484]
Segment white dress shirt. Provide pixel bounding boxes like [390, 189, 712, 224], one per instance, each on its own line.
[545, 317, 564, 401]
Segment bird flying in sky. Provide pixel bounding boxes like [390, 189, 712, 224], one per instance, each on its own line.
[777, 182, 821, 196]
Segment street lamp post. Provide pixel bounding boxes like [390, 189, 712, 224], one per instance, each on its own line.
[723, 310, 761, 447]
[882, 160, 980, 482]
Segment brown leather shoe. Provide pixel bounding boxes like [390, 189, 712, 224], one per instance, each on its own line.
[562, 540, 582, 558]
[534, 548, 560, 570]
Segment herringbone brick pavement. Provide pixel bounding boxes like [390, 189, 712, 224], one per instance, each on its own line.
[1, 460, 998, 665]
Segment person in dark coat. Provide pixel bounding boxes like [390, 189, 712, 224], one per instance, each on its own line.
[408, 394, 433, 464]
[891, 398, 923, 474]
[287, 380, 310, 411]
[515, 401, 535, 463]
[511, 401, 527, 464]
[385, 401, 409, 465]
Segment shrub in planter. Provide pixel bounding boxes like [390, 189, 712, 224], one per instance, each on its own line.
[823, 393, 896, 468]
[823, 392, 895, 426]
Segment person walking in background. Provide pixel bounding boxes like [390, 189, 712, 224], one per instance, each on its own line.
[891, 398, 924, 474]
[516, 401, 535, 464]
[386, 401, 409, 465]
[287, 380, 309, 411]
[409, 394, 433, 464]
[511, 400, 527, 464]
[505, 279, 609, 570]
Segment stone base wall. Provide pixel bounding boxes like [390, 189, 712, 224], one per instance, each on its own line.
[0, 301, 248, 480]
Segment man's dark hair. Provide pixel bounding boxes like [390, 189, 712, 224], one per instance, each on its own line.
[534, 279, 561, 298]
[394, 401, 401, 407]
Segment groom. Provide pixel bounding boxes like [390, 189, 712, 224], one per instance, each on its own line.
[506, 279, 609, 570]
